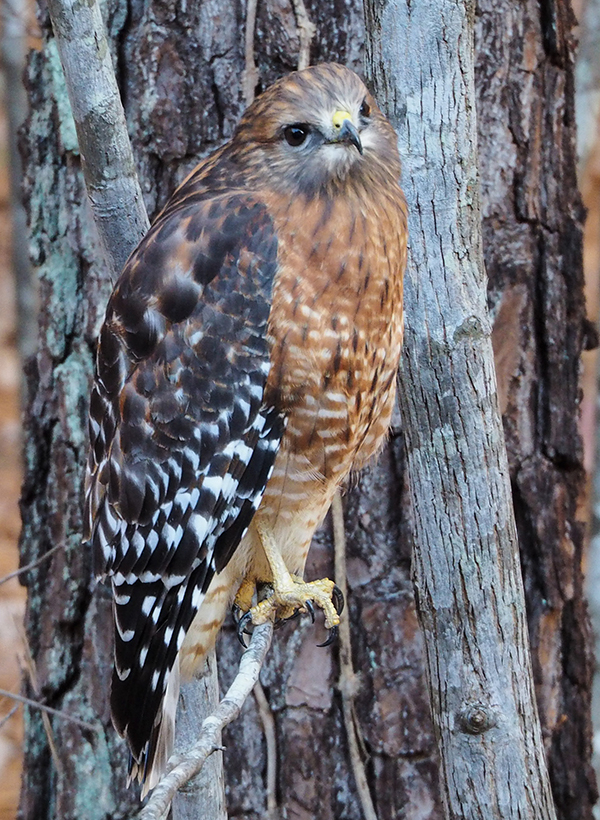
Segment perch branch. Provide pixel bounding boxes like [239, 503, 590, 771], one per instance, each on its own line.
[139, 621, 274, 820]
[332, 492, 379, 820]
[45, 0, 149, 276]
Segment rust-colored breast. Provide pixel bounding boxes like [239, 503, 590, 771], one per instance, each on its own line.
[264, 187, 407, 499]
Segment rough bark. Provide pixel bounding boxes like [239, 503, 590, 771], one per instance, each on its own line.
[475, 2, 597, 816]
[17, 0, 593, 818]
[365, 0, 557, 816]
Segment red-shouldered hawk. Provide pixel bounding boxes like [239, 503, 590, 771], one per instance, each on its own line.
[85, 62, 407, 795]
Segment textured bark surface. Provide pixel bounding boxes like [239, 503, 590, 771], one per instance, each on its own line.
[366, 0, 557, 815]
[17, 0, 593, 818]
[172, 652, 226, 820]
[475, 2, 597, 816]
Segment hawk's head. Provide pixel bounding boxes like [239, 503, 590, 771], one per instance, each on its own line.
[232, 63, 401, 197]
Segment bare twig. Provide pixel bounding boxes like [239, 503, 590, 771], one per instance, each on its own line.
[291, 0, 316, 70]
[45, 0, 150, 277]
[243, 0, 259, 106]
[140, 622, 274, 820]
[0, 544, 63, 587]
[332, 492, 379, 820]
[0, 687, 97, 732]
[0, 703, 20, 732]
[254, 680, 279, 819]
[18, 622, 62, 772]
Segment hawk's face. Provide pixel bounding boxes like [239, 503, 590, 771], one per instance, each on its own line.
[232, 63, 401, 198]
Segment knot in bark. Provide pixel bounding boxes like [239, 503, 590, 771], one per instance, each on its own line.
[458, 702, 495, 735]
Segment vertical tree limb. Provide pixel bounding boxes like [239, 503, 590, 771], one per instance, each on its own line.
[1, 0, 37, 362]
[365, 0, 558, 816]
[42, 5, 224, 818]
[45, 0, 149, 275]
[243, 0, 259, 107]
[172, 650, 226, 820]
[291, 0, 316, 70]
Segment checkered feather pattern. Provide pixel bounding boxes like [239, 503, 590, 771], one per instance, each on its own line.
[85, 62, 408, 795]
[85, 194, 284, 780]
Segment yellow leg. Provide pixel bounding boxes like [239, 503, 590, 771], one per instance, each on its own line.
[243, 521, 341, 631]
[233, 576, 256, 612]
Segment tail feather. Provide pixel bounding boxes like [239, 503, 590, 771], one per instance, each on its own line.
[128, 660, 181, 799]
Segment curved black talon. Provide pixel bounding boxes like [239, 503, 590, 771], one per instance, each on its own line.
[304, 600, 316, 623]
[237, 611, 254, 647]
[317, 624, 338, 648]
[332, 585, 345, 615]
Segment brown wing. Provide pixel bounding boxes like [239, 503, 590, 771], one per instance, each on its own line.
[85, 190, 285, 775]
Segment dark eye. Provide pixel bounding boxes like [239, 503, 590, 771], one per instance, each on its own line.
[283, 124, 310, 146]
[360, 99, 371, 118]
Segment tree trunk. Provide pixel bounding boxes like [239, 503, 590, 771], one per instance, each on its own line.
[17, 0, 594, 818]
[475, 1, 597, 816]
[365, 0, 557, 815]
[172, 652, 226, 820]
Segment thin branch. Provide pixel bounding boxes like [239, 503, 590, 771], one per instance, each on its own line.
[45, 0, 150, 277]
[243, 0, 259, 106]
[0, 544, 63, 587]
[18, 623, 62, 771]
[0, 687, 97, 732]
[254, 680, 279, 819]
[332, 492, 379, 820]
[0, 703, 20, 732]
[291, 0, 316, 70]
[140, 621, 274, 820]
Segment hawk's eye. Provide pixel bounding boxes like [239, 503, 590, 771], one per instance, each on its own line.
[360, 99, 371, 118]
[283, 124, 310, 146]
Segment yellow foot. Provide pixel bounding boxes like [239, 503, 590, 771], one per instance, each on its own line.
[233, 576, 256, 612]
[235, 575, 344, 648]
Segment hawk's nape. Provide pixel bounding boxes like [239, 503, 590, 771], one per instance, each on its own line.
[85, 62, 407, 795]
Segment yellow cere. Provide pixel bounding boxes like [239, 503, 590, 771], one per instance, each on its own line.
[332, 110, 353, 129]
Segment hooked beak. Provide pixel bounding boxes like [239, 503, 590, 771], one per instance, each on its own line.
[330, 111, 363, 155]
